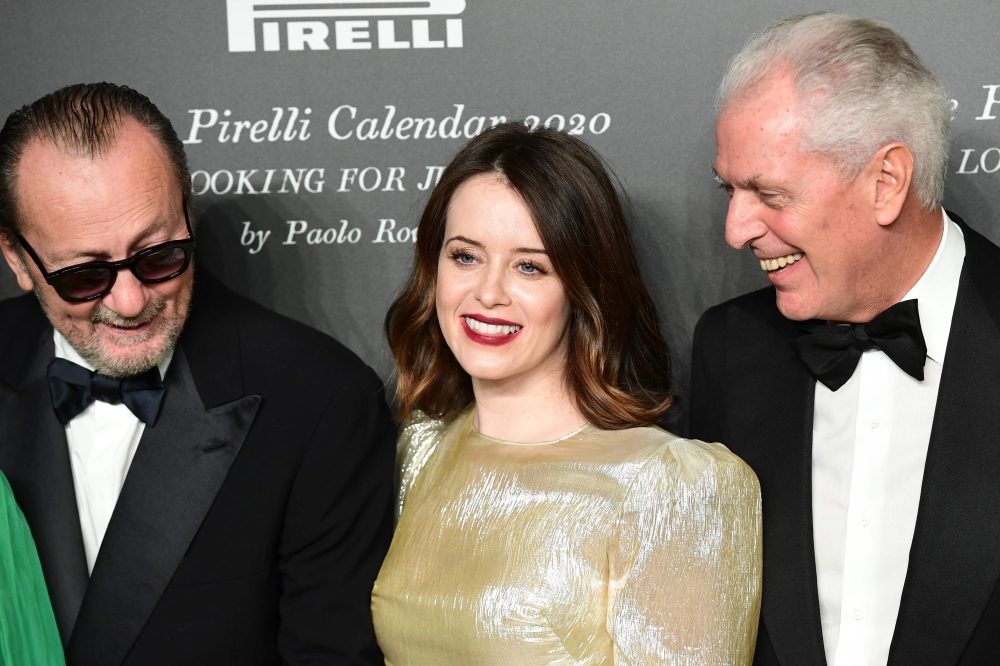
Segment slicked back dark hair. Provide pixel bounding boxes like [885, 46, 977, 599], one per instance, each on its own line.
[386, 122, 673, 429]
[0, 82, 192, 240]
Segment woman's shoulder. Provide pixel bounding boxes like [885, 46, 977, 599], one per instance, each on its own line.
[395, 410, 466, 510]
[598, 425, 760, 493]
[399, 409, 454, 448]
[397, 409, 457, 467]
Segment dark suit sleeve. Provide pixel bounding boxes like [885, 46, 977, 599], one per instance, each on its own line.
[276, 365, 396, 665]
[689, 305, 729, 445]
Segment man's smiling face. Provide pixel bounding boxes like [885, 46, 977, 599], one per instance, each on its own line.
[1, 120, 193, 376]
[715, 71, 889, 323]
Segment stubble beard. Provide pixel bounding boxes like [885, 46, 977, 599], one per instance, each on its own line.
[38, 285, 192, 378]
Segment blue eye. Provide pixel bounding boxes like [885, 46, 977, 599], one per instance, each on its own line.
[519, 261, 547, 275]
[449, 250, 475, 265]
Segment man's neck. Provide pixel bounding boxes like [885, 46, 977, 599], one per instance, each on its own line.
[885, 204, 946, 306]
[843, 204, 945, 323]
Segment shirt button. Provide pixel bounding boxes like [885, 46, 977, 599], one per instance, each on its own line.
[860, 515, 871, 526]
[852, 608, 865, 620]
[870, 418, 880, 429]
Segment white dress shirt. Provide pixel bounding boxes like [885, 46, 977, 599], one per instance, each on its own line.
[812, 210, 965, 666]
[54, 332, 173, 574]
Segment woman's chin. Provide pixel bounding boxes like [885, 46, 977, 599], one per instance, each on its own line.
[464, 366, 520, 384]
[458, 356, 531, 385]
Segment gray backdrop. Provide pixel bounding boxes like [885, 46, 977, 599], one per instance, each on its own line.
[2, 0, 998, 424]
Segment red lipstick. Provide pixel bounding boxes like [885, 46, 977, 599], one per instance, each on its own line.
[460, 315, 523, 347]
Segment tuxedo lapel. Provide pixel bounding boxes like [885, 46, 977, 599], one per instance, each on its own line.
[888, 226, 1000, 665]
[727, 295, 828, 666]
[0, 296, 88, 645]
[65, 347, 260, 666]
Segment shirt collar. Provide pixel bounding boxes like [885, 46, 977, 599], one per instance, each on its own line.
[901, 209, 966, 366]
[54, 330, 174, 379]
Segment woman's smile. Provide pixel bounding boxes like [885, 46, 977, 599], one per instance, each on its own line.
[460, 314, 523, 346]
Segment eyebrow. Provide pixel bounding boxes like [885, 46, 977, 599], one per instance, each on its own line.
[445, 235, 546, 255]
[711, 165, 764, 190]
[445, 235, 483, 248]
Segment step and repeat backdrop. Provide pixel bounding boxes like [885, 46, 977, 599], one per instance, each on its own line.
[2, 0, 998, 422]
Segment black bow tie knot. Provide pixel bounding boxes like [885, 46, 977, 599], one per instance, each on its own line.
[789, 299, 927, 391]
[47, 357, 166, 426]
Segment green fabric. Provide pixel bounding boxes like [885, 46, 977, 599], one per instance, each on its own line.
[0, 472, 65, 666]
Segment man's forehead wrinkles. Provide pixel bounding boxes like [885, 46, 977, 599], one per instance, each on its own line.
[33, 185, 170, 233]
[44, 215, 172, 264]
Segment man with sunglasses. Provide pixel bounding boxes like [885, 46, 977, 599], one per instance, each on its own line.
[0, 83, 394, 665]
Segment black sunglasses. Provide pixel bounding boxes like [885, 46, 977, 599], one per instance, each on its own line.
[15, 211, 196, 303]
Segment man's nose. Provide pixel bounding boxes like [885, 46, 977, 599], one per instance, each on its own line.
[724, 191, 769, 250]
[101, 269, 150, 318]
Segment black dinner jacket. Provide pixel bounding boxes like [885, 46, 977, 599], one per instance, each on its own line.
[690, 214, 1000, 666]
[0, 271, 396, 666]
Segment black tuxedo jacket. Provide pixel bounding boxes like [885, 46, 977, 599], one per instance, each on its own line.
[0, 272, 396, 666]
[690, 216, 1000, 666]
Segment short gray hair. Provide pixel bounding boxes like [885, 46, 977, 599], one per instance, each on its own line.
[717, 13, 950, 210]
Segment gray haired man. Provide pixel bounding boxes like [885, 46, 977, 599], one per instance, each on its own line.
[691, 13, 1000, 666]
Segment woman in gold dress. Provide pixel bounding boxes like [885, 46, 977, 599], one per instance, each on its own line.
[373, 123, 762, 665]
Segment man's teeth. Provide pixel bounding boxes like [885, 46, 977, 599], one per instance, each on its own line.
[464, 317, 522, 335]
[760, 253, 803, 272]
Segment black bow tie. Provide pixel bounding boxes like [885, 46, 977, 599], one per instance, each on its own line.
[47, 357, 166, 426]
[789, 299, 927, 392]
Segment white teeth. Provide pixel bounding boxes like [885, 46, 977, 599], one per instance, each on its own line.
[759, 253, 804, 272]
[464, 317, 522, 335]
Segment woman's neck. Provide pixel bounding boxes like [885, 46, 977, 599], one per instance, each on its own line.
[471, 362, 587, 443]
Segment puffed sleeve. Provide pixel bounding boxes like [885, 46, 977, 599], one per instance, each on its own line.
[395, 410, 449, 519]
[607, 436, 762, 665]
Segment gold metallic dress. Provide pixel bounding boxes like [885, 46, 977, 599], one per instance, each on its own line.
[372, 409, 762, 665]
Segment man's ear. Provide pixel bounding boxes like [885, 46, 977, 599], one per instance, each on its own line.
[1, 235, 36, 292]
[872, 143, 914, 227]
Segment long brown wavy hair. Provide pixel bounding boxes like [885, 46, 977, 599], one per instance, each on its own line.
[385, 122, 672, 429]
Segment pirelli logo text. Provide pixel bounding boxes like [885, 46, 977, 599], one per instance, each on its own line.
[226, 0, 465, 52]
